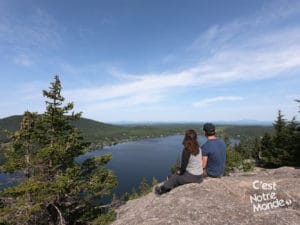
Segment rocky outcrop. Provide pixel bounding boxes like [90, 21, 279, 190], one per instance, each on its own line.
[112, 167, 300, 225]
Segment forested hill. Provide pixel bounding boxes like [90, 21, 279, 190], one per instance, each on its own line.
[0, 115, 124, 144]
[0, 115, 23, 142]
[0, 115, 201, 147]
[0, 115, 274, 148]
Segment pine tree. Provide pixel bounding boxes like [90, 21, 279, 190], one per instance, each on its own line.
[252, 137, 262, 161]
[296, 99, 300, 114]
[273, 110, 288, 149]
[151, 177, 158, 187]
[260, 132, 275, 166]
[2, 111, 38, 177]
[0, 76, 117, 225]
[259, 108, 300, 167]
[139, 178, 151, 196]
[129, 187, 139, 199]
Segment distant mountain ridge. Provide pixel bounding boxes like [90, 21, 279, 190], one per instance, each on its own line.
[113, 119, 273, 126]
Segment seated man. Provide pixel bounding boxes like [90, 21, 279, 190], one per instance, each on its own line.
[201, 123, 226, 178]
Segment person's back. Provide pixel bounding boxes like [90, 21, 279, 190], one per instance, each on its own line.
[202, 138, 226, 177]
[201, 123, 226, 177]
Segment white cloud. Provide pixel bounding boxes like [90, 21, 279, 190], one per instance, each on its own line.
[193, 96, 243, 107]
[65, 26, 300, 108]
[62, 1, 300, 112]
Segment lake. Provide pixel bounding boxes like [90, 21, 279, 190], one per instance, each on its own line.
[76, 134, 208, 197]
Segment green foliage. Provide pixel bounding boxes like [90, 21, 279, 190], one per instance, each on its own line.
[121, 177, 156, 201]
[129, 187, 139, 199]
[170, 155, 181, 174]
[151, 177, 158, 186]
[257, 109, 300, 167]
[221, 133, 231, 148]
[0, 76, 117, 224]
[139, 178, 151, 196]
[223, 125, 274, 139]
[225, 148, 243, 174]
[122, 192, 130, 201]
[242, 159, 255, 172]
[225, 147, 255, 174]
[91, 210, 116, 225]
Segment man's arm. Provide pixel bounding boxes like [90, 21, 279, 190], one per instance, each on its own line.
[202, 156, 208, 169]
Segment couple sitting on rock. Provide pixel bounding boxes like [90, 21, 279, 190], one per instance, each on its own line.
[155, 123, 226, 195]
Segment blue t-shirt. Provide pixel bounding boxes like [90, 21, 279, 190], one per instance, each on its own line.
[202, 138, 226, 177]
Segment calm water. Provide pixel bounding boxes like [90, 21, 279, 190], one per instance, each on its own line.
[76, 135, 207, 197]
[2, 135, 237, 198]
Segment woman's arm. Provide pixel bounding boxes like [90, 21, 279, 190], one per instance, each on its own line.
[179, 149, 190, 175]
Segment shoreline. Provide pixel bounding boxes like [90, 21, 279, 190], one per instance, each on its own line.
[86, 132, 183, 152]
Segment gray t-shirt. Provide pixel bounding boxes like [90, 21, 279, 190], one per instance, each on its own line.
[180, 148, 203, 176]
[186, 149, 203, 175]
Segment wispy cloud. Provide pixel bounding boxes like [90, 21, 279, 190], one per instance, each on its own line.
[0, 7, 62, 66]
[66, 25, 300, 108]
[193, 96, 243, 107]
[62, 1, 300, 112]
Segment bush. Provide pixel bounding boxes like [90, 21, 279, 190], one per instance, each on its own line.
[92, 210, 116, 225]
[242, 159, 255, 172]
[225, 148, 243, 174]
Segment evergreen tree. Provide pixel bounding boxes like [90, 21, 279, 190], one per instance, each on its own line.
[260, 132, 275, 166]
[139, 178, 151, 196]
[296, 99, 300, 114]
[259, 108, 300, 167]
[0, 76, 117, 225]
[273, 110, 288, 149]
[252, 137, 262, 161]
[225, 148, 243, 174]
[293, 99, 300, 164]
[122, 192, 130, 201]
[129, 187, 139, 199]
[151, 177, 158, 187]
[234, 139, 253, 159]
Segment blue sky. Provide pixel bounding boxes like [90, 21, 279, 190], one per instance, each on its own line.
[0, 0, 299, 123]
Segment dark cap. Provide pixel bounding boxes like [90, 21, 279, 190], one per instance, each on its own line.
[203, 123, 215, 135]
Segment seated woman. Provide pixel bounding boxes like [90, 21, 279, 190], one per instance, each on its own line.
[155, 129, 203, 195]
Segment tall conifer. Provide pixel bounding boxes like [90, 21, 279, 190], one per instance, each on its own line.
[1, 76, 117, 225]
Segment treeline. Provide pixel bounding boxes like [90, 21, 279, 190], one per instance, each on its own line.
[225, 102, 300, 173]
[255, 109, 300, 167]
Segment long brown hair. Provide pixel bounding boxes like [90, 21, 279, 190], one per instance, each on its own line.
[182, 129, 200, 156]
